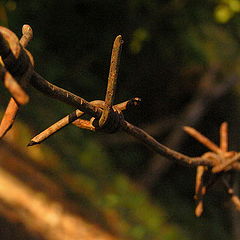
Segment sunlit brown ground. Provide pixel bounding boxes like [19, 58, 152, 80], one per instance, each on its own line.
[0, 137, 116, 240]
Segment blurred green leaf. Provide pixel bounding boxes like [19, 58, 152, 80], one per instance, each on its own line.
[130, 27, 150, 54]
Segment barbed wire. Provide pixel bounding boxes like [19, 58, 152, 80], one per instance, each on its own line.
[0, 25, 240, 216]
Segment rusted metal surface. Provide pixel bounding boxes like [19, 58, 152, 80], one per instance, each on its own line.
[99, 35, 123, 128]
[0, 98, 18, 138]
[28, 98, 141, 146]
[0, 25, 33, 139]
[184, 123, 240, 216]
[20, 24, 33, 47]
[0, 26, 29, 105]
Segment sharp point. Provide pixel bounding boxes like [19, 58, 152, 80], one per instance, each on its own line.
[132, 97, 141, 107]
[133, 97, 141, 102]
[22, 24, 33, 39]
[27, 140, 38, 147]
[115, 35, 124, 44]
[22, 24, 32, 33]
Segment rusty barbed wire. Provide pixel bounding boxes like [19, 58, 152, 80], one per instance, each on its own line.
[0, 25, 33, 138]
[0, 26, 29, 105]
[0, 25, 240, 216]
[184, 123, 240, 216]
[28, 98, 141, 146]
[99, 35, 123, 128]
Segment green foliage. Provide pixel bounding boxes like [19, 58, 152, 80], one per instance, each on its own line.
[214, 0, 240, 23]
[130, 27, 150, 54]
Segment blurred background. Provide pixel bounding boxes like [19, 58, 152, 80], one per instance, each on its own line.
[1, 0, 240, 239]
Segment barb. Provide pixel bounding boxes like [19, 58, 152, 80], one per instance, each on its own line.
[194, 166, 206, 217]
[73, 119, 95, 131]
[0, 98, 18, 138]
[20, 24, 33, 47]
[114, 97, 141, 111]
[27, 99, 105, 146]
[222, 176, 240, 210]
[140, 73, 239, 189]
[193, 151, 220, 217]
[28, 98, 141, 146]
[220, 122, 228, 153]
[99, 35, 123, 128]
[27, 109, 85, 146]
[183, 126, 221, 154]
[184, 123, 240, 215]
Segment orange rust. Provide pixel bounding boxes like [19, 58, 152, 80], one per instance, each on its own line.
[194, 166, 207, 217]
[0, 26, 21, 58]
[220, 122, 228, 153]
[184, 126, 222, 154]
[72, 119, 95, 131]
[0, 98, 18, 138]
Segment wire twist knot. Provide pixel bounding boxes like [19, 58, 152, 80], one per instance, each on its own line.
[0, 26, 33, 86]
[93, 106, 124, 133]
